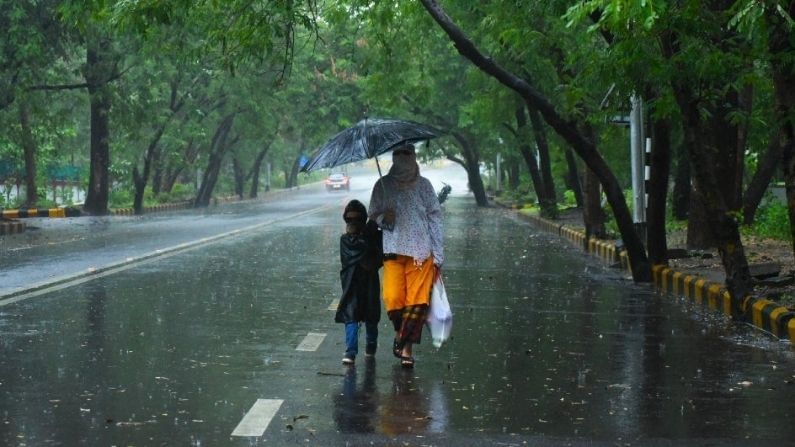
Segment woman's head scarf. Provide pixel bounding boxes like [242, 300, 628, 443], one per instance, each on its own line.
[387, 144, 420, 190]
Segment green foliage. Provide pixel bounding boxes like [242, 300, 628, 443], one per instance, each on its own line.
[562, 190, 578, 207]
[745, 200, 792, 241]
[109, 187, 133, 208]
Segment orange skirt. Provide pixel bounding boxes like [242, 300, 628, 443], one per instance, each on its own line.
[382, 255, 436, 312]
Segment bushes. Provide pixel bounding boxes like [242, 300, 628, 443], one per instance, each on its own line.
[747, 200, 791, 241]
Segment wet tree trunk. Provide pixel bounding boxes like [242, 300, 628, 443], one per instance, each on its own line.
[646, 117, 671, 265]
[582, 166, 606, 241]
[195, 112, 236, 207]
[18, 98, 38, 207]
[286, 156, 301, 188]
[232, 154, 245, 199]
[449, 131, 487, 206]
[665, 34, 752, 310]
[685, 91, 743, 249]
[132, 124, 167, 215]
[83, 34, 114, 216]
[671, 143, 690, 220]
[510, 106, 545, 209]
[742, 136, 781, 225]
[527, 103, 557, 218]
[686, 190, 715, 249]
[420, 0, 650, 281]
[767, 3, 795, 258]
[162, 139, 199, 194]
[151, 164, 163, 195]
[564, 149, 583, 208]
[507, 160, 519, 191]
[248, 143, 271, 199]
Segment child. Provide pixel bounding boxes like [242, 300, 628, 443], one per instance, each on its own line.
[336, 200, 383, 365]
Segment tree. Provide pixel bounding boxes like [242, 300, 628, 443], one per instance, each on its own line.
[568, 0, 755, 306]
[418, 0, 651, 282]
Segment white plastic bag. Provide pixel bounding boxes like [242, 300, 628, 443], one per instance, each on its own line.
[427, 275, 452, 348]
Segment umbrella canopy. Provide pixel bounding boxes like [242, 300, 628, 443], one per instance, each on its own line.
[300, 118, 442, 173]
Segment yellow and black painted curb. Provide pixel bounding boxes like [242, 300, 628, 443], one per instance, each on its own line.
[517, 209, 794, 343]
[652, 265, 795, 341]
[112, 201, 193, 216]
[0, 219, 26, 235]
[1, 207, 81, 218]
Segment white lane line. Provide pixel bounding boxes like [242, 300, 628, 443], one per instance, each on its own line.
[327, 298, 339, 311]
[0, 204, 335, 306]
[231, 398, 284, 437]
[296, 332, 326, 351]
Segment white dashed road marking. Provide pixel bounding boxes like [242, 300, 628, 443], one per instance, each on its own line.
[295, 332, 326, 351]
[231, 399, 284, 437]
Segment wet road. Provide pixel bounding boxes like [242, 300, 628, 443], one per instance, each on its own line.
[1, 164, 794, 445]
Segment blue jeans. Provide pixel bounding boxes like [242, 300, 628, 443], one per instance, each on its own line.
[345, 322, 378, 358]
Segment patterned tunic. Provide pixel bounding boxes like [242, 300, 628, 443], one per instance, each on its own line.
[368, 175, 444, 265]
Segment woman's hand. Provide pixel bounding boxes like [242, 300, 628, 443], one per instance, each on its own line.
[383, 208, 396, 226]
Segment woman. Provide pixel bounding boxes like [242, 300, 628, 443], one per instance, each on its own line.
[369, 143, 444, 368]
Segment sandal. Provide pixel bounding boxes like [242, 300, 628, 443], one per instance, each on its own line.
[400, 356, 415, 369]
[392, 339, 402, 358]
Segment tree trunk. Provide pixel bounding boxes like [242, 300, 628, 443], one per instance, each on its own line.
[646, 117, 671, 265]
[451, 131, 488, 206]
[151, 163, 163, 195]
[512, 106, 545, 209]
[742, 136, 781, 225]
[286, 156, 301, 188]
[767, 3, 795, 259]
[686, 89, 745, 249]
[526, 103, 557, 218]
[665, 34, 752, 310]
[508, 161, 519, 190]
[564, 148, 583, 208]
[582, 167, 606, 240]
[162, 139, 199, 194]
[419, 0, 650, 281]
[195, 113, 236, 207]
[132, 124, 168, 214]
[83, 36, 113, 216]
[671, 143, 690, 220]
[232, 153, 245, 199]
[248, 144, 271, 199]
[18, 99, 38, 207]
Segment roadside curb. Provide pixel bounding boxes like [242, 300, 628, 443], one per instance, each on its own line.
[505, 204, 794, 343]
[112, 200, 193, 215]
[0, 219, 26, 235]
[2, 207, 81, 218]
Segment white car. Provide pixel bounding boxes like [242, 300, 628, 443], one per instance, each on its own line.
[325, 173, 350, 191]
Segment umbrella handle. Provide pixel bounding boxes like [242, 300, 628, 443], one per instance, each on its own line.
[375, 154, 388, 202]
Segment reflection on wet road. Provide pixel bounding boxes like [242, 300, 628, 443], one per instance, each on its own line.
[1, 166, 794, 445]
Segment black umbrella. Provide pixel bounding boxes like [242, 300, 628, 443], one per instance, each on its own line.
[300, 118, 442, 174]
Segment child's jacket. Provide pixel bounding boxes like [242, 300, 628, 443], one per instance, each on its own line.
[336, 220, 382, 324]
